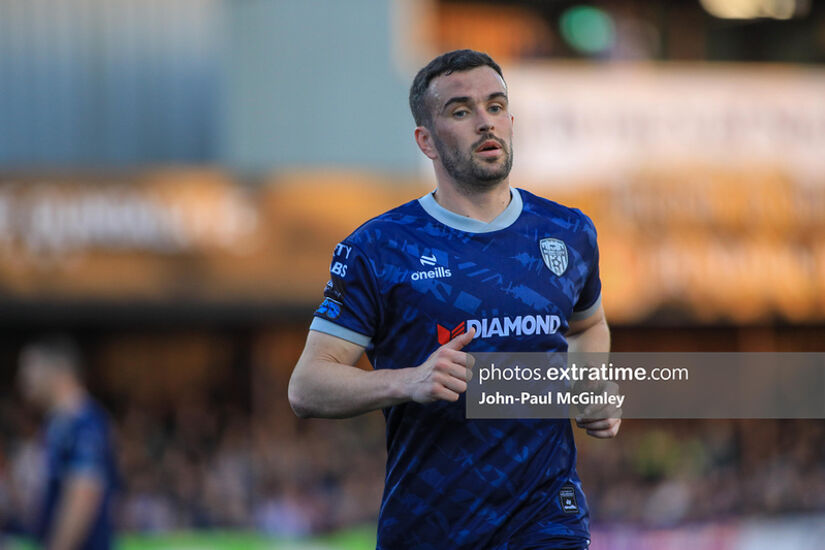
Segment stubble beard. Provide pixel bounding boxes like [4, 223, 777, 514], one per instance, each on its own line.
[433, 134, 513, 194]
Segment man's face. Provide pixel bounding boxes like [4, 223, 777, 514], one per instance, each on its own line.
[426, 66, 513, 190]
[18, 350, 55, 409]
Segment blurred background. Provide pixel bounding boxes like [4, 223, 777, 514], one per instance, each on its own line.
[1, 0, 824, 549]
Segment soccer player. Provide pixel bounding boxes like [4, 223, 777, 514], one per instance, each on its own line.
[288, 49, 618, 549]
[18, 336, 118, 550]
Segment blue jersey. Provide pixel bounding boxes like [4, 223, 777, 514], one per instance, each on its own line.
[311, 188, 601, 550]
[38, 398, 117, 550]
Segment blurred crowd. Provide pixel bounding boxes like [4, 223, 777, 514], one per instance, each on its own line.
[2, 390, 825, 536]
[0, 393, 385, 537]
[579, 419, 825, 525]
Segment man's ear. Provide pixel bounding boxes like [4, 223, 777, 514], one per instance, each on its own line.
[414, 126, 438, 160]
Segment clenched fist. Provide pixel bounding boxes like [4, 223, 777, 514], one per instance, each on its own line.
[404, 327, 477, 403]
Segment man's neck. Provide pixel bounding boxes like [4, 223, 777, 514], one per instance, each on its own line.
[50, 383, 86, 415]
[432, 180, 512, 223]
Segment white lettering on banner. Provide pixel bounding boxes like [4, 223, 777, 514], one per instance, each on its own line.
[0, 183, 258, 256]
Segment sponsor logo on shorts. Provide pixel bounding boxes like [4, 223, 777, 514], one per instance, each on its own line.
[559, 484, 579, 514]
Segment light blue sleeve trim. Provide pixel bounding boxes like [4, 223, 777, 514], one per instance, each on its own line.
[570, 293, 602, 322]
[310, 317, 371, 347]
[67, 465, 106, 480]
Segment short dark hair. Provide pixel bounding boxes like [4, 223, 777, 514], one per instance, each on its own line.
[22, 334, 84, 376]
[409, 49, 504, 128]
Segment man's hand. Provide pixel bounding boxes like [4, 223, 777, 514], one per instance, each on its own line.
[574, 380, 622, 438]
[576, 415, 621, 438]
[574, 379, 622, 438]
[405, 327, 476, 403]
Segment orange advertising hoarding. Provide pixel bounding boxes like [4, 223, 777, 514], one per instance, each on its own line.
[0, 168, 822, 325]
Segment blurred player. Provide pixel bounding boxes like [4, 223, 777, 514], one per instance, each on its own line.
[289, 49, 618, 549]
[18, 336, 117, 550]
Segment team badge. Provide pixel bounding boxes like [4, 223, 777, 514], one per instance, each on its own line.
[540, 238, 568, 276]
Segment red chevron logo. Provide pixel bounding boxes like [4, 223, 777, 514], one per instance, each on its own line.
[436, 321, 466, 345]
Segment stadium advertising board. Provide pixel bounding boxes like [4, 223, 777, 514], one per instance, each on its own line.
[0, 168, 823, 324]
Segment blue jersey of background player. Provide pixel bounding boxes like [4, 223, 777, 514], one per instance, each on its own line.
[19, 337, 117, 550]
[289, 49, 619, 550]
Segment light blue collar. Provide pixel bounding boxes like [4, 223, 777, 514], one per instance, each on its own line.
[417, 187, 523, 233]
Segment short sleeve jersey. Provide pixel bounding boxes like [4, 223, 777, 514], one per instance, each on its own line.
[311, 188, 601, 549]
[38, 399, 117, 550]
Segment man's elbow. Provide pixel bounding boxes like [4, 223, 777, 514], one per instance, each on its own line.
[287, 373, 314, 419]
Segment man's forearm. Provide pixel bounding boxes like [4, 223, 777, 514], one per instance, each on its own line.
[47, 476, 103, 550]
[567, 318, 611, 353]
[288, 359, 413, 418]
[290, 328, 475, 418]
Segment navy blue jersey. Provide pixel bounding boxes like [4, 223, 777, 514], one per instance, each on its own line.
[311, 188, 601, 549]
[38, 398, 117, 550]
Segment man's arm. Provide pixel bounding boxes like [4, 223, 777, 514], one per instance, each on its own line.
[288, 328, 476, 419]
[566, 303, 621, 439]
[47, 474, 104, 550]
[567, 302, 610, 354]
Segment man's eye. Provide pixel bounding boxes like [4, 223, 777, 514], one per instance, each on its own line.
[453, 110, 469, 118]
[489, 104, 503, 113]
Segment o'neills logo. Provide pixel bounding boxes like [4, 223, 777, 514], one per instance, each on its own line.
[411, 266, 452, 281]
[437, 315, 561, 344]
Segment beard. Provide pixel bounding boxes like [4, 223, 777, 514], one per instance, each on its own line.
[433, 133, 513, 193]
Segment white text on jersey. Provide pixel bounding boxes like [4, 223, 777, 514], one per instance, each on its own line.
[468, 315, 561, 339]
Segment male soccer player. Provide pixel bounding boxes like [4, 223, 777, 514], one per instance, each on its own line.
[18, 336, 118, 550]
[289, 49, 618, 549]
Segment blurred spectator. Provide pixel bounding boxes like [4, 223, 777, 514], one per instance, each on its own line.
[16, 336, 119, 550]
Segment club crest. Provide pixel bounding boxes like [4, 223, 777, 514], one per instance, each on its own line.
[540, 238, 568, 276]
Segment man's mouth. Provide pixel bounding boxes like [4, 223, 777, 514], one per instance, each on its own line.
[475, 139, 503, 157]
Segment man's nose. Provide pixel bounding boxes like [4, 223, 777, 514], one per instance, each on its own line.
[476, 113, 494, 133]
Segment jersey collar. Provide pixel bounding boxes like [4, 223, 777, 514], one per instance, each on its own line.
[417, 187, 523, 233]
